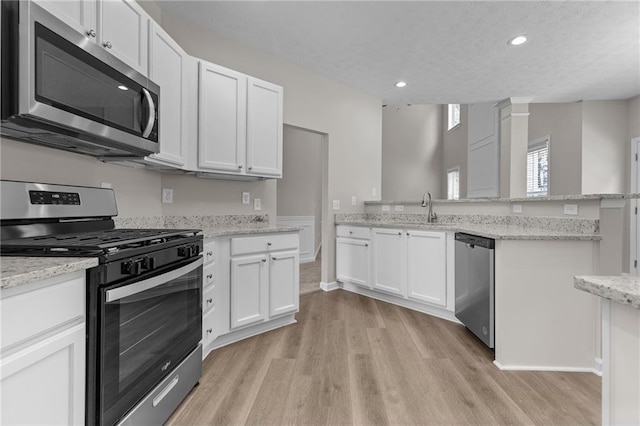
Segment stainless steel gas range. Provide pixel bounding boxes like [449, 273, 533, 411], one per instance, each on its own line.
[0, 180, 203, 426]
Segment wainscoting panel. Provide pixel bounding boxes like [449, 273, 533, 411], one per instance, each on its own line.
[276, 216, 316, 263]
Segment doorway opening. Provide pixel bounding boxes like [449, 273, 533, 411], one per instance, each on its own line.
[277, 125, 327, 295]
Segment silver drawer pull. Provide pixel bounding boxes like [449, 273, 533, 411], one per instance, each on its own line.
[207, 298, 213, 304]
[86, 29, 96, 38]
[262, 258, 267, 263]
[207, 274, 213, 279]
[364, 243, 369, 247]
[207, 251, 213, 256]
[103, 41, 112, 49]
[152, 375, 179, 407]
[206, 328, 213, 334]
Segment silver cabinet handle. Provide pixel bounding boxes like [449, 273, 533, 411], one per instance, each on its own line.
[272, 257, 277, 261]
[207, 298, 213, 304]
[364, 243, 369, 247]
[267, 242, 272, 246]
[262, 258, 267, 263]
[207, 274, 213, 279]
[141, 88, 156, 138]
[103, 41, 112, 49]
[406, 232, 410, 236]
[238, 165, 243, 169]
[397, 232, 402, 236]
[248, 166, 253, 171]
[349, 231, 353, 234]
[206, 328, 212, 334]
[87, 29, 96, 38]
[207, 251, 213, 256]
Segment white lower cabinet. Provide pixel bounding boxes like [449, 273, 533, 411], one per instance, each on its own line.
[1, 272, 86, 426]
[337, 226, 450, 313]
[230, 254, 269, 329]
[372, 228, 406, 296]
[203, 232, 299, 354]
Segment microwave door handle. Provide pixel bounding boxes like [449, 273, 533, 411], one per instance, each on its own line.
[141, 87, 156, 138]
[106, 257, 203, 302]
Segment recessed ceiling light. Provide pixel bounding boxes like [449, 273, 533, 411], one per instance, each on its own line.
[395, 81, 407, 88]
[117, 85, 129, 91]
[508, 35, 528, 46]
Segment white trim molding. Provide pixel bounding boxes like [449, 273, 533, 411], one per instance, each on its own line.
[492, 360, 601, 375]
[320, 281, 339, 292]
[630, 137, 640, 277]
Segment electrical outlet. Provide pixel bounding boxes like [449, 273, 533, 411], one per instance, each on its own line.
[332, 200, 341, 210]
[254, 198, 262, 211]
[512, 204, 522, 213]
[382, 205, 390, 212]
[372, 187, 377, 197]
[161, 188, 173, 204]
[394, 205, 404, 212]
[242, 192, 250, 205]
[351, 196, 357, 206]
[564, 204, 578, 215]
[101, 182, 112, 189]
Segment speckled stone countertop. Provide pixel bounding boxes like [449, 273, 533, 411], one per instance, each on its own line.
[335, 220, 600, 241]
[200, 225, 300, 239]
[1, 257, 98, 291]
[365, 193, 625, 205]
[574, 275, 640, 309]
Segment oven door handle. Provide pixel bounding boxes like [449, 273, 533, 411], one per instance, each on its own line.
[106, 257, 203, 302]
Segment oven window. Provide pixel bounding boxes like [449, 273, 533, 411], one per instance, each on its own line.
[34, 22, 145, 137]
[101, 259, 201, 426]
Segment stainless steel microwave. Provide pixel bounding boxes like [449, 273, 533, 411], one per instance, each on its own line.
[1, 1, 160, 158]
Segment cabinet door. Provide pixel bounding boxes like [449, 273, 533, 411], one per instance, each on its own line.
[269, 250, 299, 317]
[34, 0, 97, 38]
[246, 77, 283, 177]
[230, 254, 268, 329]
[372, 229, 405, 296]
[406, 231, 447, 306]
[148, 22, 186, 167]
[1, 324, 85, 426]
[336, 238, 370, 287]
[98, 0, 149, 75]
[198, 61, 247, 173]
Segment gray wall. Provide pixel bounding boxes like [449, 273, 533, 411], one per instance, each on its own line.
[528, 102, 583, 195]
[277, 126, 323, 251]
[442, 104, 469, 198]
[382, 104, 443, 200]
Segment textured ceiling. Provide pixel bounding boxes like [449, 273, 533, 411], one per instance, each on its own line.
[158, 1, 640, 105]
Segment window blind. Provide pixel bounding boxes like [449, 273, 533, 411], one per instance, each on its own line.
[527, 138, 549, 197]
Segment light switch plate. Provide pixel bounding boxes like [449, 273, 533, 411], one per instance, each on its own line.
[254, 198, 262, 211]
[162, 188, 173, 204]
[394, 205, 404, 212]
[242, 192, 250, 205]
[332, 200, 341, 210]
[351, 196, 357, 206]
[382, 205, 390, 212]
[372, 187, 377, 197]
[564, 204, 578, 215]
[512, 204, 522, 213]
[101, 182, 112, 189]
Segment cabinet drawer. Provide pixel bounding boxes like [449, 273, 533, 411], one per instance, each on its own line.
[203, 241, 215, 265]
[336, 226, 370, 239]
[203, 285, 215, 315]
[202, 308, 216, 347]
[1, 274, 85, 350]
[203, 263, 215, 288]
[231, 233, 298, 256]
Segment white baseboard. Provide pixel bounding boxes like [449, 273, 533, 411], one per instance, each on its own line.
[206, 314, 297, 355]
[593, 357, 603, 376]
[320, 281, 339, 291]
[339, 281, 459, 324]
[493, 359, 601, 374]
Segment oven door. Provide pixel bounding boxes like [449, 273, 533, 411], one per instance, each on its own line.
[99, 256, 202, 426]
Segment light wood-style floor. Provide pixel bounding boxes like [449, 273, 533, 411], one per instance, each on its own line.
[299, 249, 322, 296]
[168, 290, 600, 425]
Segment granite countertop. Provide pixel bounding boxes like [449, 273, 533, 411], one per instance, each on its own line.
[200, 225, 300, 239]
[574, 275, 640, 309]
[1, 257, 98, 291]
[335, 220, 601, 241]
[364, 193, 625, 205]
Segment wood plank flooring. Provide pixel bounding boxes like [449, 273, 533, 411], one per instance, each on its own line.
[168, 290, 600, 425]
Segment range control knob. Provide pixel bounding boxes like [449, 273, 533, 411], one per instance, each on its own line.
[121, 259, 143, 275]
[141, 256, 155, 271]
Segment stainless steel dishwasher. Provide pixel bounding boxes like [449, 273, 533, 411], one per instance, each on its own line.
[454, 233, 495, 348]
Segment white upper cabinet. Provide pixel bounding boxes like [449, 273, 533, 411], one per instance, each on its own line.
[198, 61, 247, 174]
[33, 0, 149, 76]
[246, 77, 283, 177]
[98, 0, 149, 75]
[33, 0, 97, 37]
[197, 62, 283, 179]
[148, 21, 188, 167]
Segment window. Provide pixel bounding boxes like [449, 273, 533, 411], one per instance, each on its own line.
[447, 104, 460, 130]
[527, 136, 550, 197]
[447, 167, 460, 200]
